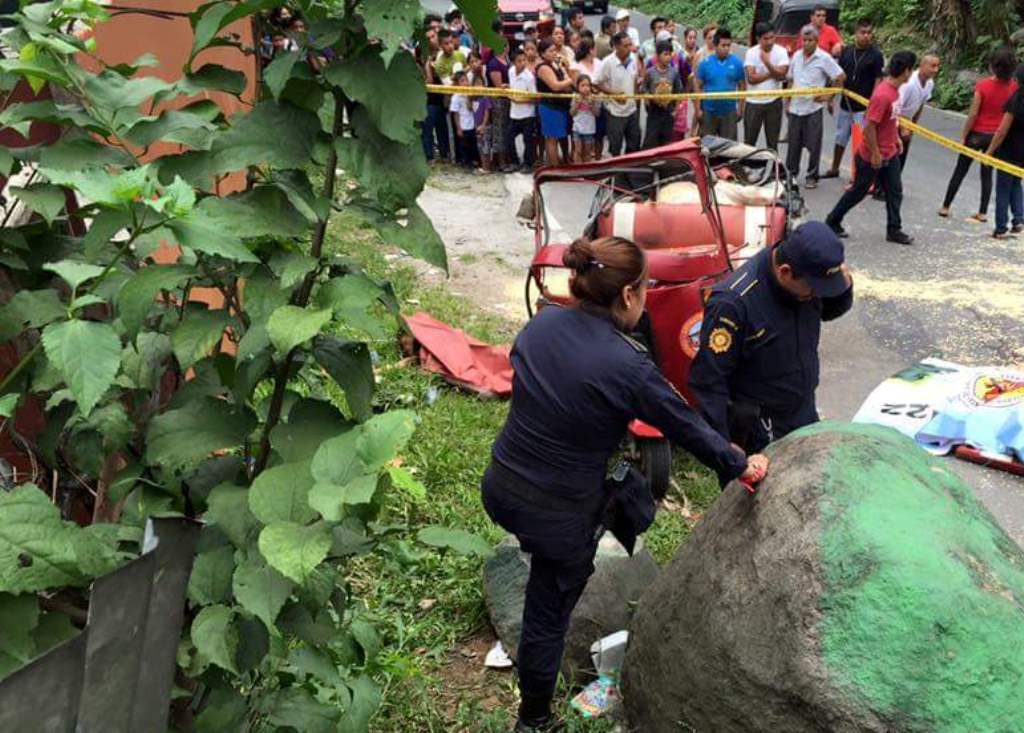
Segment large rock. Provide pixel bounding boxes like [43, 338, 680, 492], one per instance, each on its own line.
[484, 532, 659, 684]
[623, 422, 1024, 732]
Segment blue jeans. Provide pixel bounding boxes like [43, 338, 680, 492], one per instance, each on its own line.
[994, 171, 1023, 233]
[422, 104, 450, 161]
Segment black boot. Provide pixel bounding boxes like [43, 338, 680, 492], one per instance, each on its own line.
[512, 694, 559, 732]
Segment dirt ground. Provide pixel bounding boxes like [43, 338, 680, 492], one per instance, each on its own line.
[418, 167, 536, 324]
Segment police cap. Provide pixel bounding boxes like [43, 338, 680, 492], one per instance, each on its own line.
[780, 221, 847, 298]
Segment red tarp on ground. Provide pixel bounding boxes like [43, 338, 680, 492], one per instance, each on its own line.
[404, 313, 513, 398]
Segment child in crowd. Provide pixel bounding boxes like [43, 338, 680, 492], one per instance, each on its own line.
[449, 69, 480, 169]
[644, 40, 686, 148]
[472, 73, 494, 173]
[570, 75, 601, 162]
[523, 40, 539, 73]
[507, 46, 538, 172]
[467, 50, 484, 83]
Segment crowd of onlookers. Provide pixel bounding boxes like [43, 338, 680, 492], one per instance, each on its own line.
[255, 3, 1024, 242]
[416, 6, 1024, 241]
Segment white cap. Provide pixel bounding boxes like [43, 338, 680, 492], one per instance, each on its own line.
[615, 8, 630, 20]
[523, 20, 537, 31]
[655, 30, 672, 42]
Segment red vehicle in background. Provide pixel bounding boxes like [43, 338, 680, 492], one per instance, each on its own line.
[524, 138, 797, 495]
[750, 0, 840, 53]
[499, 0, 556, 42]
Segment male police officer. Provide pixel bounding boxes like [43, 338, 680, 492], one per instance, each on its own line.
[689, 221, 854, 453]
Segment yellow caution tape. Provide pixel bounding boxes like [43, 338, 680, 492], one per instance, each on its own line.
[427, 83, 841, 103]
[430, 82, 1024, 178]
[842, 89, 1024, 178]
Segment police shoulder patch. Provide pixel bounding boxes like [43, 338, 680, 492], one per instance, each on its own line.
[709, 327, 733, 354]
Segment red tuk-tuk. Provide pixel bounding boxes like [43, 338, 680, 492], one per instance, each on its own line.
[525, 138, 796, 495]
[750, 0, 840, 53]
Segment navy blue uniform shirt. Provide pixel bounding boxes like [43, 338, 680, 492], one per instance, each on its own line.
[492, 304, 747, 499]
[689, 247, 854, 443]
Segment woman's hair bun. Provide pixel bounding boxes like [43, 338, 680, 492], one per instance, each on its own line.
[563, 238, 595, 273]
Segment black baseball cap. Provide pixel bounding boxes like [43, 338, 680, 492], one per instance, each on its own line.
[781, 221, 847, 297]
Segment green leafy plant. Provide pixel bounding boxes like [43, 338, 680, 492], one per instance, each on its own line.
[0, 0, 500, 728]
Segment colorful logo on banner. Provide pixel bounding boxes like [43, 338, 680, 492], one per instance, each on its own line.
[965, 375, 1024, 409]
[679, 312, 703, 359]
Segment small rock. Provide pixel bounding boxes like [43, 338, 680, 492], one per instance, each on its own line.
[955, 69, 983, 88]
[483, 532, 660, 685]
[418, 598, 436, 611]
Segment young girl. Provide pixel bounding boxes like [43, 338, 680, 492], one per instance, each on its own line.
[570, 75, 601, 162]
[449, 69, 479, 169]
[471, 72, 494, 173]
[523, 40, 539, 73]
[467, 49, 484, 84]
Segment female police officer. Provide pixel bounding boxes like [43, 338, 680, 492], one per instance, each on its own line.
[481, 236, 768, 732]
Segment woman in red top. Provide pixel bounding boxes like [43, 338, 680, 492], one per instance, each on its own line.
[939, 47, 1018, 222]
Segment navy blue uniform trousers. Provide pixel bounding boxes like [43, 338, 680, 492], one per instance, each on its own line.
[481, 461, 602, 699]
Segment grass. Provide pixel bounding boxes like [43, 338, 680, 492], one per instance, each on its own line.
[322, 211, 722, 731]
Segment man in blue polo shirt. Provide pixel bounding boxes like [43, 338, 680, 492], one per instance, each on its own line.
[695, 27, 746, 140]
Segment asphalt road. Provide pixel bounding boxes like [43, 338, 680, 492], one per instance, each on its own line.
[421, 1, 1024, 544]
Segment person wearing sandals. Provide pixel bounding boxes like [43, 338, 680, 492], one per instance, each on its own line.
[940, 47, 1018, 224]
[984, 63, 1024, 238]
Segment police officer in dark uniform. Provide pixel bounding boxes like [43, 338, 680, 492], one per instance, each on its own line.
[481, 236, 768, 732]
[689, 221, 854, 453]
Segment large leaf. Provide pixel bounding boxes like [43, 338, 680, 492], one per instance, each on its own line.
[313, 337, 373, 421]
[352, 201, 448, 272]
[0, 290, 65, 337]
[362, 0, 422, 67]
[84, 209, 131, 259]
[311, 429, 365, 487]
[146, 398, 257, 471]
[264, 51, 300, 100]
[308, 475, 378, 521]
[335, 114, 427, 212]
[232, 556, 293, 634]
[191, 604, 239, 674]
[41, 320, 121, 417]
[339, 674, 383, 733]
[190, 3, 236, 60]
[205, 483, 259, 548]
[248, 462, 317, 525]
[187, 544, 236, 605]
[39, 138, 133, 170]
[0, 593, 38, 677]
[172, 308, 233, 370]
[177, 64, 247, 97]
[315, 273, 393, 338]
[267, 305, 332, 355]
[167, 208, 260, 263]
[0, 485, 120, 594]
[325, 52, 425, 145]
[270, 252, 318, 290]
[270, 399, 352, 464]
[417, 526, 493, 557]
[271, 169, 328, 223]
[117, 264, 193, 338]
[265, 687, 339, 733]
[455, 0, 505, 52]
[159, 102, 320, 187]
[43, 260, 105, 292]
[10, 184, 65, 224]
[258, 522, 332, 585]
[356, 410, 416, 471]
[82, 70, 173, 115]
[197, 186, 308, 240]
[124, 109, 217, 149]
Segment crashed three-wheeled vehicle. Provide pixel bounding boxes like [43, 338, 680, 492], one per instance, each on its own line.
[524, 138, 799, 496]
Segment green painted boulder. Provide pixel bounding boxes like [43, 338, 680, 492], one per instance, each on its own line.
[622, 422, 1024, 732]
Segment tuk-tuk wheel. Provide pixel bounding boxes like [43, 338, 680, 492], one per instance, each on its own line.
[639, 439, 672, 501]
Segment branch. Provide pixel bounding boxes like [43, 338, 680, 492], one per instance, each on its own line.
[252, 93, 345, 477]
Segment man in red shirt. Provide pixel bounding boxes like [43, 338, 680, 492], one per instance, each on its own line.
[826, 51, 917, 245]
[797, 4, 843, 57]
